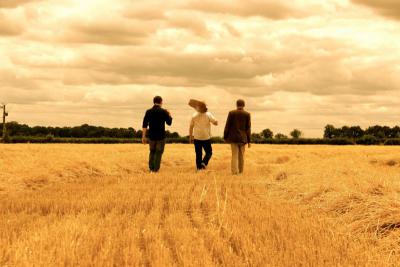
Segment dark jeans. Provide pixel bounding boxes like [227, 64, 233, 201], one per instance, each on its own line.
[194, 139, 213, 170]
[149, 139, 165, 172]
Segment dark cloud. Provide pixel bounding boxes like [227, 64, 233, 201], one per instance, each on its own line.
[166, 13, 210, 37]
[184, 0, 312, 19]
[352, 0, 400, 19]
[123, 0, 315, 20]
[0, 0, 40, 8]
[58, 19, 154, 45]
[0, 69, 43, 90]
[123, 2, 167, 21]
[8, 34, 399, 97]
[0, 12, 23, 35]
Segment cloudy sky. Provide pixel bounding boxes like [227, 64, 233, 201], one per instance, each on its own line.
[1, 0, 399, 137]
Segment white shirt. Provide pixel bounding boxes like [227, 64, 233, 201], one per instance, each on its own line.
[190, 112, 218, 140]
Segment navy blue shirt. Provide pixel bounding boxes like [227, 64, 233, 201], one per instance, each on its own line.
[142, 105, 173, 140]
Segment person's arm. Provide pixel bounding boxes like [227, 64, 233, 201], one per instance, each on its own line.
[165, 109, 173, 126]
[142, 111, 149, 144]
[208, 112, 218, 126]
[142, 128, 147, 144]
[246, 113, 252, 148]
[189, 118, 195, 144]
[224, 112, 232, 141]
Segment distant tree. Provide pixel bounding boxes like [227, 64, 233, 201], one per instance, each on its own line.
[348, 126, 364, 139]
[0, 122, 154, 139]
[58, 127, 72, 138]
[88, 126, 104, 138]
[290, 129, 303, 139]
[135, 130, 143, 139]
[251, 133, 262, 140]
[31, 126, 49, 136]
[261, 129, 274, 139]
[357, 135, 379, 145]
[382, 126, 392, 138]
[340, 126, 350, 138]
[275, 133, 288, 139]
[165, 131, 181, 138]
[324, 124, 336, 139]
[10, 121, 400, 141]
[127, 128, 136, 138]
[390, 126, 400, 138]
[325, 125, 364, 139]
[365, 125, 388, 139]
[70, 125, 87, 138]
[6, 121, 29, 136]
[169, 132, 180, 138]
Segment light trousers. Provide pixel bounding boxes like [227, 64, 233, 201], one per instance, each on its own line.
[231, 143, 246, 175]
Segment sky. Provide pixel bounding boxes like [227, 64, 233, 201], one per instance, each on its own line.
[0, 0, 399, 137]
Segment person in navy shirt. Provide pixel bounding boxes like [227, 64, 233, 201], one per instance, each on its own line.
[142, 96, 173, 172]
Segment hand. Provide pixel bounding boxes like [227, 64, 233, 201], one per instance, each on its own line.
[142, 137, 147, 145]
[248, 143, 251, 148]
[189, 136, 194, 144]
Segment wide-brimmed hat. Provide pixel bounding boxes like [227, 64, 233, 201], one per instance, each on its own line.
[189, 99, 208, 113]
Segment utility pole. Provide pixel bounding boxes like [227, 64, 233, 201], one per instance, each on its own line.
[1, 104, 8, 142]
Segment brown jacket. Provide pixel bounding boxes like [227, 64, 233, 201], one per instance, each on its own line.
[224, 109, 251, 144]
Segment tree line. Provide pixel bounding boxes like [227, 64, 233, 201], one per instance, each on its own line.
[2, 122, 306, 140]
[323, 125, 400, 139]
[250, 125, 400, 141]
[1, 122, 400, 145]
[251, 128, 303, 141]
[0, 122, 181, 139]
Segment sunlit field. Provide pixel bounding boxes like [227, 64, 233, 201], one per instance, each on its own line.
[1, 144, 400, 266]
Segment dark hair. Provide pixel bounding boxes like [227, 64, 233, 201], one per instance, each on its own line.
[153, 96, 163, 104]
[198, 102, 208, 113]
[236, 99, 245, 108]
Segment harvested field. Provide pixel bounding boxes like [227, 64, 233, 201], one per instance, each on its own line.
[1, 144, 400, 266]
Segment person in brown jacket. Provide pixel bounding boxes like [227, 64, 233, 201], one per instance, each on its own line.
[224, 99, 251, 175]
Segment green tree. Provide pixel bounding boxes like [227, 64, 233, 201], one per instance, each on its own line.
[365, 125, 389, 139]
[275, 133, 288, 139]
[348, 126, 364, 139]
[390, 126, 400, 138]
[290, 129, 303, 139]
[251, 133, 261, 139]
[261, 129, 274, 139]
[324, 124, 336, 139]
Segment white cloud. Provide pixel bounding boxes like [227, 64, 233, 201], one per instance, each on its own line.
[0, 0, 399, 136]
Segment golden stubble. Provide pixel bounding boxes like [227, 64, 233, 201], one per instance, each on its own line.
[0, 144, 399, 266]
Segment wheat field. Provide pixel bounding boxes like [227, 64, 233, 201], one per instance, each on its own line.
[0, 144, 400, 266]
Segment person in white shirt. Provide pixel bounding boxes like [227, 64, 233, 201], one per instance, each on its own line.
[189, 105, 218, 170]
